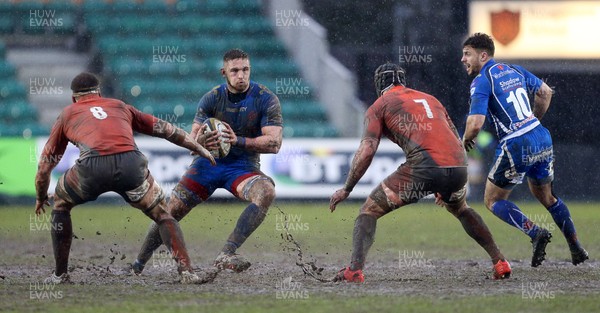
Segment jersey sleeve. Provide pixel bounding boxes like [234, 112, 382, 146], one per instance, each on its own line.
[194, 89, 218, 124]
[128, 104, 157, 135]
[468, 74, 491, 116]
[260, 92, 283, 128]
[514, 65, 543, 94]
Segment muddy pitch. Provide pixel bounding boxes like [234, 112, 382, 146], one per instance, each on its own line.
[3, 246, 600, 298]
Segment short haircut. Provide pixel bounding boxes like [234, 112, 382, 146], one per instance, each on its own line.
[223, 49, 249, 62]
[463, 32, 495, 56]
[71, 72, 100, 93]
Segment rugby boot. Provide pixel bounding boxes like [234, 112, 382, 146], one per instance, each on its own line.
[493, 259, 511, 279]
[531, 228, 552, 267]
[570, 246, 589, 266]
[44, 272, 70, 284]
[180, 270, 202, 284]
[333, 267, 365, 283]
[213, 252, 251, 272]
[130, 259, 145, 275]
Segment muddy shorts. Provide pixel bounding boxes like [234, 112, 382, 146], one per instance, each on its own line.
[174, 157, 274, 207]
[55, 150, 148, 205]
[374, 165, 468, 207]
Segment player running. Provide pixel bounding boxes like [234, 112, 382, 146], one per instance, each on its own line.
[460, 33, 588, 267]
[329, 62, 511, 283]
[131, 49, 283, 274]
[34, 72, 216, 284]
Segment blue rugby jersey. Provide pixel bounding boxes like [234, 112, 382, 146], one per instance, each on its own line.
[468, 59, 543, 141]
[194, 81, 283, 168]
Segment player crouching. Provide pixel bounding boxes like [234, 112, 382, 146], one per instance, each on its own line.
[329, 63, 511, 283]
[34, 72, 216, 284]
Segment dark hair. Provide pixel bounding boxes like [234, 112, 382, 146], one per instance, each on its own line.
[463, 32, 495, 56]
[71, 72, 100, 93]
[374, 62, 406, 97]
[223, 49, 249, 62]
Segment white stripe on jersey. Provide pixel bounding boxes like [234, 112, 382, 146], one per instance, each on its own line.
[501, 120, 540, 142]
[488, 141, 506, 181]
[491, 110, 511, 135]
[488, 64, 514, 130]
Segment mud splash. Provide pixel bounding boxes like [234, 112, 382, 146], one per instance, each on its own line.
[277, 207, 331, 282]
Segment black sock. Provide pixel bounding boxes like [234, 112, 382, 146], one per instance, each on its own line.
[350, 214, 377, 271]
[223, 203, 267, 254]
[50, 211, 72, 276]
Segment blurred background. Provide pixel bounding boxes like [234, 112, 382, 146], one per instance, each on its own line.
[0, 0, 599, 203]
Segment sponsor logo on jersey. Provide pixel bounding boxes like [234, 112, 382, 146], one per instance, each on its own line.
[499, 77, 522, 90]
[492, 68, 516, 79]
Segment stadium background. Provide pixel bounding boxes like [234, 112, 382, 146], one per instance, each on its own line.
[1, 1, 600, 312]
[0, 0, 599, 203]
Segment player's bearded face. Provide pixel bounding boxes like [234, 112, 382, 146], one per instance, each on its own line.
[461, 46, 483, 77]
[223, 58, 251, 93]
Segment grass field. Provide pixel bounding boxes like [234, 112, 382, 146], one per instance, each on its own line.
[1, 201, 599, 312]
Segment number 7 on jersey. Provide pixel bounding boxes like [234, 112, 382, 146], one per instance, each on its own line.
[414, 99, 433, 119]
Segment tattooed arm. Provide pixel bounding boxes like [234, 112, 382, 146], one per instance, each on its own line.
[330, 111, 383, 212]
[222, 124, 282, 154]
[343, 116, 382, 192]
[129, 105, 215, 165]
[152, 119, 216, 165]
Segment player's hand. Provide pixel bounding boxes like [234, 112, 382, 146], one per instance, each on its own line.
[221, 122, 237, 145]
[434, 193, 447, 207]
[329, 189, 350, 212]
[463, 138, 475, 152]
[193, 124, 208, 146]
[194, 144, 216, 166]
[35, 195, 51, 216]
[195, 125, 220, 150]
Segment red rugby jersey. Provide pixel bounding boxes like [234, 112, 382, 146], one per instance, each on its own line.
[365, 85, 466, 168]
[41, 97, 157, 161]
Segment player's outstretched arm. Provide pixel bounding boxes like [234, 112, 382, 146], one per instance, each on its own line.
[153, 119, 216, 165]
[222, 122, 282, 154]
[533, 82, 553, 121]
[330, 115, 381, 212]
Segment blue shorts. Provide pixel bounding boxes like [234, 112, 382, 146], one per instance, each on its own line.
[488, 125, 554, 189]
[173, 157, 272, 207]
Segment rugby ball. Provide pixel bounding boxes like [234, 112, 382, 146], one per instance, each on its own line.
[203, 118, 231, 158]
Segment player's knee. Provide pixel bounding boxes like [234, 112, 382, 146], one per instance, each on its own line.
[249, 180, 276, 208]
[445, 201, 466, 217]
[261, 184, 276, 206]
[360, 198, 387, 219]
[483, 195, 496, 212]
[53, 196, 75, 212]
[166, 196, 190, 221]
[128, 177, 166, 219]
[146, 202, 173, 222]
